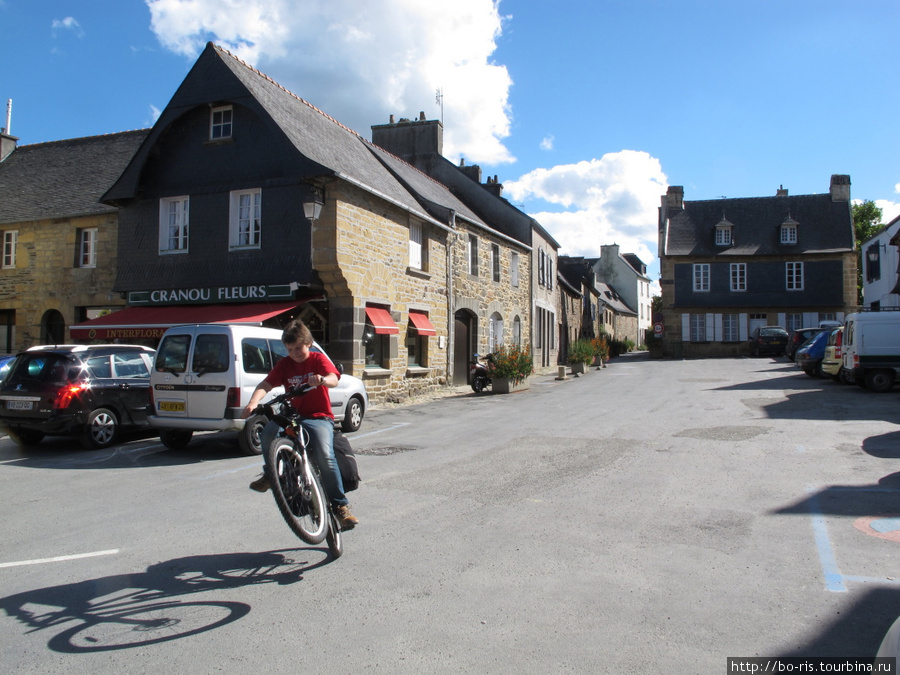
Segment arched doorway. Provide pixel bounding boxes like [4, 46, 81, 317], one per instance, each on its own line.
[40, 309, 66, 346]
[453, 309, 476, 385]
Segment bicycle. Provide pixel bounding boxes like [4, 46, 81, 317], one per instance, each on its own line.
[251, 384, 343, 558]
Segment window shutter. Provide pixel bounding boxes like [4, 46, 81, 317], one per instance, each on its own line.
[681, 314, 691, 341]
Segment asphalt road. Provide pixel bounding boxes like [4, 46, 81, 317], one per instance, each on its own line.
[1, 353, 899, 673]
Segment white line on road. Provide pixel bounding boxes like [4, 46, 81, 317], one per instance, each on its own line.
[0, 548, 119, 569]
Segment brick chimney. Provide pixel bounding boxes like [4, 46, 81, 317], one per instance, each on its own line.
[829, 174, 850, 202]
[776, 185, 788, 197]
[371, 112, 443, 159]
[665, 186, 684, 210]
[458, 158, 482, 183]
[483, 175, 503, 198]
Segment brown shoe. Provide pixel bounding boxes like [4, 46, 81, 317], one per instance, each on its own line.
[249, 474, 271, 492]
[335, 505, 358, 529]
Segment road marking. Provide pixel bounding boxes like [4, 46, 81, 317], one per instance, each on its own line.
[0, 548, 119, 569]
[807, 489, 846, 592]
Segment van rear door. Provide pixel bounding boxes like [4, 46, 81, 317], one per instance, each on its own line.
[187, 331, 234, 420]
[152, 329, 195, 418]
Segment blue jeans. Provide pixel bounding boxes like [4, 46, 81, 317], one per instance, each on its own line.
[261, 418, 348, 506]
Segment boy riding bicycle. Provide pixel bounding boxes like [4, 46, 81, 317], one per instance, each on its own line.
[242, 319, 359, 529]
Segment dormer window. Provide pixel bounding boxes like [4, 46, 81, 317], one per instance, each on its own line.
[210, 105, 233, 140]
[780, 216, 798, 244]
[715, 217, 733, 246]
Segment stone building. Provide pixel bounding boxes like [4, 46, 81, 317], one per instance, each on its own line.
[0, 129, 148, 352]
[657, 176, 857, 358]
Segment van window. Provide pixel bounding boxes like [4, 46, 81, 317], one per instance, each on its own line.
[156, 334, 191, 373]
[193, 334, 230, 373]
[242, 338, 272, 374]
[270, 339, 288, 366]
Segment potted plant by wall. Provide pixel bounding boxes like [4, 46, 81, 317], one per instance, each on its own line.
[488, 344, 534, 394]
[568, 339, 595, 374]
[590, 335, 610, 368]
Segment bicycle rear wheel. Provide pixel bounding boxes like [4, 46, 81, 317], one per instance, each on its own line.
[265, 438, 328, 544]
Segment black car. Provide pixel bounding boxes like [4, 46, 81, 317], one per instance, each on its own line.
[0, 345, 155, 449]
[748, 326, 789, 357]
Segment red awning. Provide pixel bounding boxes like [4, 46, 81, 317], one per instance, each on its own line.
[365, 306, 399, 335]
[70, 301, 301, 341]
[408, 311, 436, 336]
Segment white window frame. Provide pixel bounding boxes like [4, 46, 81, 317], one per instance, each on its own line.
[781, 224, 797, 244]
[2, 230, 18, 268]
[693, 263, 710, 292]
[210, 105, 233, 140]
[511, 252, 520, 287]
[409, 221, 422, 270]
[229, 189, 262, 249]
[489, 312, 504, 351]
[723, 314, 740, 342]
[690, 314, 706, 342]
[730, 263, 746, 292]
[79, 228, 98, 268]
[159, 196, 190, 254]
[786, 261, 804, 291]
[716, 227, 732, 246]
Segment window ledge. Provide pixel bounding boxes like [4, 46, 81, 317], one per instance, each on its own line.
[406, 267, 430, 280]
[363, 368, 391, 379]
[406, 367, 430, 377]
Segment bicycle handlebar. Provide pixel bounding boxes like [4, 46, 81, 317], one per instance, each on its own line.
[250, 383, 314, 418]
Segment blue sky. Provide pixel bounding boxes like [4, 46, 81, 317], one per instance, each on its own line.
[3, 0, 898, 289]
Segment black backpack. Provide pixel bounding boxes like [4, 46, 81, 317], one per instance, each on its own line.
[333, 430, 360, 492]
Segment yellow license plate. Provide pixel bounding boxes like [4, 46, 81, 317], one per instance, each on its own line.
[159, 401, 186, 413]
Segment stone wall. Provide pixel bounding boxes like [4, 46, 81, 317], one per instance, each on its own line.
[0, 214, 123, 351]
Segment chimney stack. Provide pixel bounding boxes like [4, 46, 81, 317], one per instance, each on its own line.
[483, 175, 503, 198]
[776, 185, 788, 197]
[829, 174, 850, 202]
[666, 186, 684, 210]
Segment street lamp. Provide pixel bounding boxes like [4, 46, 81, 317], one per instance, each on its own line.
[302, 188, 323, 222]
[867, 243, 886, 263]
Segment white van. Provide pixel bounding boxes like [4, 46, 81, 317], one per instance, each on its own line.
[842, 311, 900, 392]
[148, 324, 368, 453]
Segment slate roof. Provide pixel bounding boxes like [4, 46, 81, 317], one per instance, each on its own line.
[597, 282, 637, 315]
[663, 193, 855, 257]
[104, 43, 493, 234]
[0, 130, 148, 225]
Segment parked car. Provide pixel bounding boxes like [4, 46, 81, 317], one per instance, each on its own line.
[149, 324, 368, 454]
[796, 329, 833, 377]
[749, 326, 789, 357]
[843, 310, 900, 392]
[0, 354, 16, 383]
[0, 345, 156, 449]
[820, 327, 851, 383]
[785, 327, 831, 361]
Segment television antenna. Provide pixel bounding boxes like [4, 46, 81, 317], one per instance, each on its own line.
[435, 87, 444, 125]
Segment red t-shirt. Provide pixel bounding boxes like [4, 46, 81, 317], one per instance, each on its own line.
[264, 350, 339, 419]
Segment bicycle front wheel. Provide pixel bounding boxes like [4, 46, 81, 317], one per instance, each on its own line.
[265, 438, 328, 544]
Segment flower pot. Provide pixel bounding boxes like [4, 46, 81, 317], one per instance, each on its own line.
[493, 377, 530, 394]
[571, 362, 589, 374]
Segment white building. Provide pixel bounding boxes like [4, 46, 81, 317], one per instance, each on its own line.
[862, 214, 900, 310]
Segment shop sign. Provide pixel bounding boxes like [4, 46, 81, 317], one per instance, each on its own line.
[127, 284, 294, 305]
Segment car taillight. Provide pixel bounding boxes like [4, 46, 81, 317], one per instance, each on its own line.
[226, 387, 241, 408]
[148, 387, 155, 407]
[53, 384, 85, 409]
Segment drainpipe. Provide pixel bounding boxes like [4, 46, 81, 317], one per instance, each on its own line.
[446, 210, 456, 384]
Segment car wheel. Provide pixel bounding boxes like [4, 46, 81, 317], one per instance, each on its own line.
[238, 414, 266, 455]
[865, 369, 896, 394]
[160, 429, 193, 450]
[341, 396, 364, 433]
[80, 407, 119, 449]
[8, 427, 45, 447]
[839, 368, 854, 385]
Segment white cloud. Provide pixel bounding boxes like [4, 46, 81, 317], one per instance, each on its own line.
[540, 135, 554, 151]
[876, 199, 900, 225]
[504, 150, 668, 266]
[145, 0, 514, 165]
[51, 17, 84, 38]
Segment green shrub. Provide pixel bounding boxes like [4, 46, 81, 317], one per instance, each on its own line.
[568, 339, 595, 365]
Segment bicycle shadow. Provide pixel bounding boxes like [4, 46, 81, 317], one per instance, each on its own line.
[0, 549, 328, 653]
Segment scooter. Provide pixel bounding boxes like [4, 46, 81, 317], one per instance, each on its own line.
[470, 353, 492, 393]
